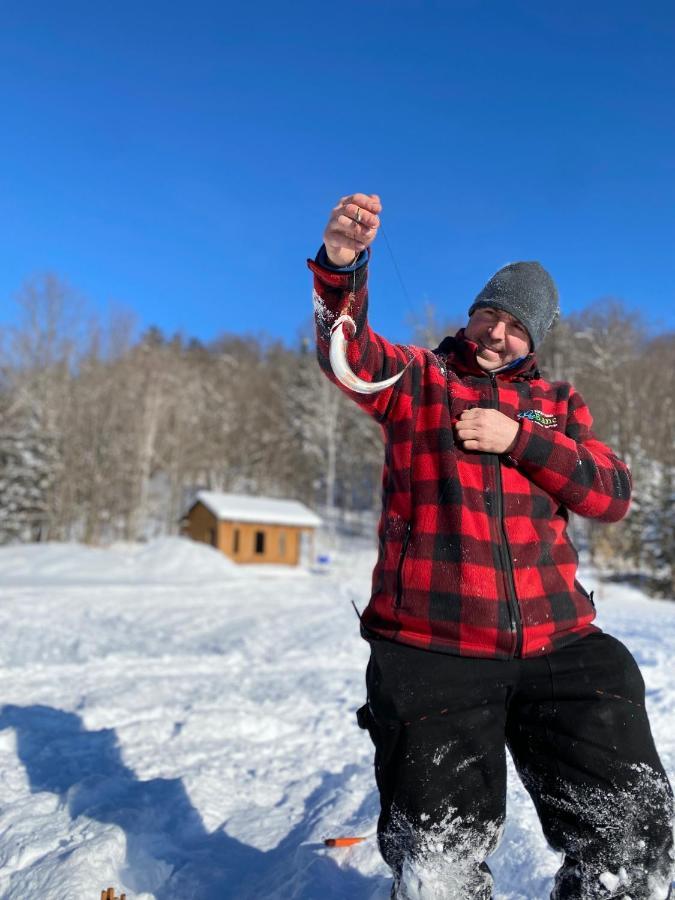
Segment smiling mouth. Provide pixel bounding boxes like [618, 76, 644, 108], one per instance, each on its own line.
[478, 340, 503, 355]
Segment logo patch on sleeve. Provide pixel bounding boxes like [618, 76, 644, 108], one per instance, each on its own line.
[517, 409, 558, 429]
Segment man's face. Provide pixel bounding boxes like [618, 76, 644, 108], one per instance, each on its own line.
[464, 306, 531, 371]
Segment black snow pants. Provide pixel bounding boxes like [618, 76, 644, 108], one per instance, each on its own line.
[359, 631, 674, 900]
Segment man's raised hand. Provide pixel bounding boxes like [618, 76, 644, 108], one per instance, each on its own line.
[323, 193, 382, 267]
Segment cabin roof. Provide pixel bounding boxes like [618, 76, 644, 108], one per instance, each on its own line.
[191, 491, 322, 528]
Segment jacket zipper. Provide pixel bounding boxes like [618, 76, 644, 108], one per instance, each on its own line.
[489, 373, 522, 656]
[394, 521, 412, 609]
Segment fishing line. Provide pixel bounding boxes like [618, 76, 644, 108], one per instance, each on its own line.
[379, 220, 416, 314]
[348, 202, 415, 315]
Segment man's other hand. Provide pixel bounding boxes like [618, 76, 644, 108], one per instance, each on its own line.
[455, 408, 520, 454]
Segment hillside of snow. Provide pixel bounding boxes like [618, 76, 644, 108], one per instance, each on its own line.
[0, 537, 673, 899]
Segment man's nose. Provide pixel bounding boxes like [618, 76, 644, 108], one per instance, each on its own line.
[489, 320, 506, 340]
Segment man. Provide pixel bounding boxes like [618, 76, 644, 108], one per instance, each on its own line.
[308, 193, 674, 899]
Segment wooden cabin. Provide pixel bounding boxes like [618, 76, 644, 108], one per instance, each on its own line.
[182, 491, 322, 566]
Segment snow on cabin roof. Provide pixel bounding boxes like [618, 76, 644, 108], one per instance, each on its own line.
[193, 491, 322, 528]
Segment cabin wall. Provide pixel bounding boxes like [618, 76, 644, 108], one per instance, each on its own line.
[219, 522, 303, 565]
[185, 504, 314, 565]
[184, 503, 219, 548]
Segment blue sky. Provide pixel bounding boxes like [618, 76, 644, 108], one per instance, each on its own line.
[1, 1, 674, 347]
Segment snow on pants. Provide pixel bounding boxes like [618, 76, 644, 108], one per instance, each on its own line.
[358, 631, 674, 900]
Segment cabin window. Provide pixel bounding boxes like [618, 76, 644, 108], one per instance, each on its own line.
[233, 528, 240, 554]
[209, 527, 217, 547]
[255, 531, 265, 554]
[279, 532, 286, 557]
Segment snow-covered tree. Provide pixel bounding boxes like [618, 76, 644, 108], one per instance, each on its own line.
[0, 411, 59, 543]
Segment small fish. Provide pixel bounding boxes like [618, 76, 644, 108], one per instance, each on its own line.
[329, 314, 410, 394]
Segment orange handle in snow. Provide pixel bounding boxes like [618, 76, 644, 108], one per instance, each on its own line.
[324, 836, 367, 847]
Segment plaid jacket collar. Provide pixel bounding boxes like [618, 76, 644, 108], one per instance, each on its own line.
[434, 329, 540, 382]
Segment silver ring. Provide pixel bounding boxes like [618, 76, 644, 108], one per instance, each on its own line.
[354, 207, 361, 224]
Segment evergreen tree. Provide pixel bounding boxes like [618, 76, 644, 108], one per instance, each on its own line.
[0, 412, 59, 543]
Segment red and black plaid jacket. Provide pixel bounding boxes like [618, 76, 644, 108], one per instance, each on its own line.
[308, 256, 632, 659]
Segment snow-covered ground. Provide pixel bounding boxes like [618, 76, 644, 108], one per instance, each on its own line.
[0, 536, 673, 899]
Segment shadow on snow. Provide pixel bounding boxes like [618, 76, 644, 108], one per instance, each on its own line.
[0, 704, 387, 900]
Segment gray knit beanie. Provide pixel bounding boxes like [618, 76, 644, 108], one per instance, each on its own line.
[468, 261, 559, 348]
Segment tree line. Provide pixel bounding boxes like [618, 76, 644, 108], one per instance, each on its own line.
[1, 274, 673, 597]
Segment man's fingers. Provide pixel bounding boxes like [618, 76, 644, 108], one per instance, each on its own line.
[341, 204, 380, 229]
[327, 216, 377, 243]
[339, 193, 382, 214]
[327, 219, 374, 244]
[324, 226, 367, 253]
[456, 426, 484, 449]
[455, 417, 481, 431]
[328, 208, 379, 235]
[348, 192, 382, 213]
[335, 220, 378, 243]
[456, 431, 481, 444]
